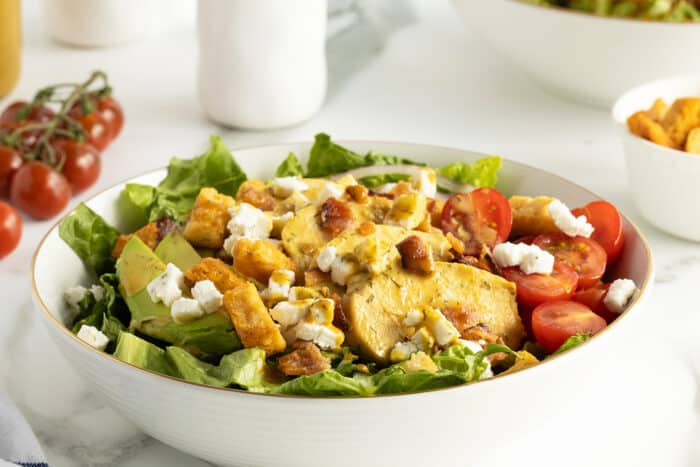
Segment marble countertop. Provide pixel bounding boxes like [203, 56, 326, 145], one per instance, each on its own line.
[1, 1, 699, 466]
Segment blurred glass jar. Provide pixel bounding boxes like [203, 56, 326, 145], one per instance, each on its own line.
[0, 0, 21, 97]
[197, 0, 327, 129]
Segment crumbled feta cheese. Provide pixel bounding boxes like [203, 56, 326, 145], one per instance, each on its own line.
[411, 327, 436, 353]
[492, 242, 554, 275]
[548, 199, 594, 238]
[316, 246, 337, 272]
[403, 309, 425, 327]
[424, 308, 460, 347]
[191, 280, 223, 314]
[64, 285, 88, 309]
[288, 287, 319, 301]
[171, 297, 205, 324]
[329, 256, 359, 286]
[308, 298, 335, 325]
[604, 278, 638, 314]
[290, 322, 342, 350]
[223, 203, 273, 254]
[262, 269, 295, 303]
[390, 341, 419, 362]
[317, 182, 345, 203]
[411, 168, 437, 199]
[146, 263, 185, 306]
[458, 339, 483, 354]
[90, 285, 105, 302]
[270, 177, 309, 198]
[270, 299, 313, 328]
[76, 325, 109, 351]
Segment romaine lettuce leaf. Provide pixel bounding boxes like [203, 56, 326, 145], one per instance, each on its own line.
[121, 136, 247, 223]
[71, 273, 128, 349]
[357, 173, 410, 188]
[372, 367, 466, 394]
[273, 370, 371, 396]
[438, 156, 502, 189]
[213, 348, 275, 392]
[552, 333, 591, 356]
[59, 203, 120, 276]
[274, 152, 304, 177]
[114, 332, 176, 376]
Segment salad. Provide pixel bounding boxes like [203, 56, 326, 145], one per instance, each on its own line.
[520, 0, 700, 21]
[58, 134, 639, 396]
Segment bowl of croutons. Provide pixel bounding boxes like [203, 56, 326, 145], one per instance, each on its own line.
[613, 73, 700, 241]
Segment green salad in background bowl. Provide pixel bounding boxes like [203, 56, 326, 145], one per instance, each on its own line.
[520, 0, 700, 21]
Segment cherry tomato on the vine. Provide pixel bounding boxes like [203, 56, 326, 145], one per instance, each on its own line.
[0, 145, 23, 198]
[0, 101, 55, 126]
[0, 201, 22, 259]
[53, 139, 101, 192]
[10, 161, 71, 220]
[77, 112, 110, 152]
[96, 96, 124, 140]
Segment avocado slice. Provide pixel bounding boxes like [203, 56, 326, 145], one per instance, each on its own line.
[113, 331, 176, 376]
[154, 232, 201, 271]
[116, 236, 241, 359]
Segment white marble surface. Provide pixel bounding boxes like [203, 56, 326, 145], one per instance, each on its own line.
[1, 1, 699, 466]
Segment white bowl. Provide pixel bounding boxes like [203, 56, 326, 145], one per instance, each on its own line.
[31, 141, 653, 467]
[452, 0, 700, 107]
[612, 74, 700, 242]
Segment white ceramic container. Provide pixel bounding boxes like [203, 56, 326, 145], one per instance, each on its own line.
[612, 74, 700, 242]
[43, 0, 154, 47]
[197, 0, 327, 129]
[452, 0, 700, 107]
[32, 141, 653, 467]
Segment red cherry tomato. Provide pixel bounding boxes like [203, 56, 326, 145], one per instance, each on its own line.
[440, 188, 512, 256]
[572, 282, 618, 323]
[0, 201, 22, 259]
[78, 113, 110, 151]
[533, 233, 607, 289]
[0, 145, 23, 198]
[10, 161, 71, 220]
[501, 260, 579, 309]
[531, 300, 607, 353]
[54, 140, 101, 192]
[572, 201, 624, 264]
[0, 101, 55, 125]
[96, 96, 124, 140]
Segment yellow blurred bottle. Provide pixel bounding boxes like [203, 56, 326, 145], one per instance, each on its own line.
[0, 0, 21, 97]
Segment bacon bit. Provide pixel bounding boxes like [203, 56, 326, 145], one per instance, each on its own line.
[454, 253, 497, 274]
[462, 323, 503, 345]
[330, 293, 349, 331]
[346, 184, 369, 203]
[441, 305, 477, 336]
[277, 342, 331, 376]
[445, 232, 465, 255]
[236, 179, 276, 211]
[357, 221, 376, 236]
[156, 216, 180, 241]
[319, 197, 354, 236]
[396, 235, 434, 275]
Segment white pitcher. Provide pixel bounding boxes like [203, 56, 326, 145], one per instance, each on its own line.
[197, 0, 328, 130]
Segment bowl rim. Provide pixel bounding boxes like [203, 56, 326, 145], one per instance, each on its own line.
[501, 0, 700, 26]
[30, 139, 655, 400]
[611, 72, 700, 160]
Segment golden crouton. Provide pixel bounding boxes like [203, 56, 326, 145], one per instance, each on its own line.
[112, 222, 159, 258]
[233, 238, 296, 284]
[661, 98, 700, 148]
[184, 257, 247, 292]
[627, 111, 676, 148]
[223, 283, 287, 355]
[183, 188, 237, 249]
[647, 98, 668, 122]
[236, 179, 277, 211]
[686, 128, 700, 155]
[508, 196, 559, 238]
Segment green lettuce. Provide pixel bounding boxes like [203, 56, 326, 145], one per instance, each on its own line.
[438, 156, 502, 189]
[357, 174, 410, 188]
[273, 370, 371, 396]
[552, 333, 591, 356]
[59, 203, 120, 276]
[122, 136, 247, 223]
[114, 332, 176, 376]
[274, 153, 304, 177]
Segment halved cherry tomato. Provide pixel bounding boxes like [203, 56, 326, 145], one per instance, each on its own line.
[533, 233, 607, 289]
[0, 145, 23, 198]
[501, 260, 579, 309]
[0, 201, 21, 259]
[440, 188, 512, 256]
[53, 139, 101, 192]
[572, 200, 624, 264]
[77, 113, 110, 152]
[572, 282, 618, 323]
[10, 161, 71, 220]
[531, 300, 607, 353]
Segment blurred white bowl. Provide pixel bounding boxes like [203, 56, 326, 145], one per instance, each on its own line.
[32, 141, 653, 467]
[612, 74, 700, 241]
[453, 0, 700, 107]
